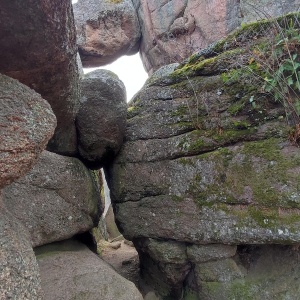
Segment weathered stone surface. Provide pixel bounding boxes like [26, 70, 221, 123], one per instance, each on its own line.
[137, 0, 241, 74]
[195, 258, 244, 283]
[240, 0, 300, 23]
[135, 238, 191, 299]
[110, 16, 300, 245]
[142, 239, 187, 264]
[0, 74, 56, 189]
[76, 69, 127, 168]
[137, 0, 300, 74]
[73, 0, 141, 67]
[109, 14, 300, 299]
[187, 244, 237, 263]
[35, 239, 143, 300]
[0, 197, 42, 299]
[197, 245, 300, 300]
[3, 151, 101, 247]
[0, 0, 79, 155]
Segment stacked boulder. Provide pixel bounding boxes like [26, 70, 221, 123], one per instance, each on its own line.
[74, 0, 300, 75]
[0, 0, 142, 299]
[0, 74, 56, 299]
[109, 14, 300, 299]
[73, 0, 141, 67]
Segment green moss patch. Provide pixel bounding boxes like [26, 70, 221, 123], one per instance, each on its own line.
[184, 138, 300, 210]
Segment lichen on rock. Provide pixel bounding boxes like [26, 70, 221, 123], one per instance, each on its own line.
[109, 12, 300, 299]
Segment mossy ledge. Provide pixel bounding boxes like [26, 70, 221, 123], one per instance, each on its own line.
[167, 12, 300, 83]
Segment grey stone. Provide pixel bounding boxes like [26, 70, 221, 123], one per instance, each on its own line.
[3, 151, 101, 247]
[187, 244, 237, 263]
[135, 238, 190, 298]
[35, 239, 143, 300]
[197, 245, 300, 299]
[144, 239, 187, 264]
[111, 140, 300, 245]
[76, 69, 127, 168]
[194, 258, 244, 283]
[240, 0, 300, 23]
[109, 15, 300, 298]
[0, 197, 42, 299]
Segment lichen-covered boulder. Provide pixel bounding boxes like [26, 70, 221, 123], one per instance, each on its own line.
[3, 151, 101, 247]
[76, 69, 127, 169]
[73, 0, 141, 67]
[0, 197, 43, 299]
[109, 14, 300, 298]
[35, 239, 144, 300]
[0, 0, 79, 155]
[0, 74, 56, 189]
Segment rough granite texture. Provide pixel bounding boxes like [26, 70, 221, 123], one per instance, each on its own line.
[137, 0, 241, 74]
[0, 0, 80, 155]
[76, 69, 127, 169]
[0, 74, 56, 189]
[195, 244, 300, 300]
[73, 0, 141, 67]
[3, 151, 101, 247]
[0, 197, 43, 299]
[109, 14, 300, 299]
[137, 0, 300, 74]
[35, 239, 144, 300]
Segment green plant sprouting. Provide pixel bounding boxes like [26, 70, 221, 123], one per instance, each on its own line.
[249, 14, 300, 116]
[221, 10, 300, 142]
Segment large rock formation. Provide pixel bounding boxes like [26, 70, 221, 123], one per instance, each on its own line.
[3, 151, 101, 247]
[0, 1, 139, 299]
[137, 0, 241, 74]
[0, 74, 56, 189]
[73, 0, 141, 67]
[136, 0, 300, 74]
[109, 14, 300, 299]
[0, 0, 79, 155]
[35, 239, 143, 300]
[0, 74, 56, 299]
[76, 69, 127, 169]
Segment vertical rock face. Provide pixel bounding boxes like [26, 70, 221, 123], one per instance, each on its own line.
[137, 0, 241, 74]
[0, 74, 56, 190]
[0, 0, 79, 155]
[0, 200, 43, 300]
[3, 151, 101, 248]
[73, 0, 141, 67]
[109, 15, 300, 298]
[137, 0, 300, 74]
[76, 69, 127, 169]
[240, 0, 300, 22]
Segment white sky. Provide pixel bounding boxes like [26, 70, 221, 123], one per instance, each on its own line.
[72, 0, 148, 102]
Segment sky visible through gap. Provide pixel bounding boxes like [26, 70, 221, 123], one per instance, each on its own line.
[72, 0, 148, 102]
